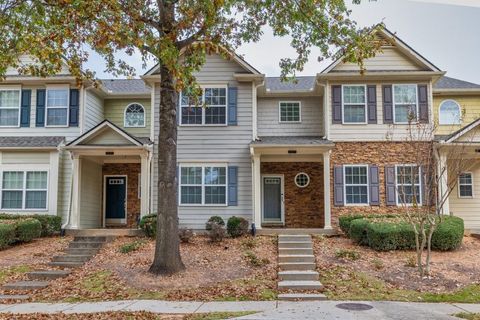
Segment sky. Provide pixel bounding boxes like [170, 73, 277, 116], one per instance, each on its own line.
[85, 0, 480, 84]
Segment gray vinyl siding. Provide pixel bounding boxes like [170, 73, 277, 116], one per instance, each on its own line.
[79, 158, 102, 228]
[257, 96, 324, 136]
[104, 98, 151, 137]
[84, 90, 104, 131]
[152, 54, 253, 229]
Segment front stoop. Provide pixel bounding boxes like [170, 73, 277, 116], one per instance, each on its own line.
[277, 234, 326, 301]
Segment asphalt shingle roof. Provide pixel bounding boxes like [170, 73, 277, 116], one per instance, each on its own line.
[101, 79, 150, 94]
[0, 136, 65, 148]
[434, 76, 480, 90]
[265, 76, 316, 92]
[251, 136, 332, 146]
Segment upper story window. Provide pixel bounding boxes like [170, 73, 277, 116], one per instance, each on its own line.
[439, 100, 461, 125]
[0, 89, 21, 127]
[124, 103, 145, 127]
[46, 89, 69, 127]
[459, 172, 473, 198]
[342, 85, 366, 124]
[393, 84, 417, 124]
[396, 164, 421, 205]
[279, 102, 301, 123]
[180, 87, 227, 125]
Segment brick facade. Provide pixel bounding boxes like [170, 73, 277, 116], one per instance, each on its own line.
[102, 163, 141, 228]
[330, 142, 432, 227]
[261, 162, 324, 228]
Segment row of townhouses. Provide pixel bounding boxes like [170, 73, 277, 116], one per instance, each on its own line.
[1, 27, 480, 233]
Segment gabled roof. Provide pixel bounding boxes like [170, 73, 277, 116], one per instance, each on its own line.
[67, 120, 151, 147]
[265, 77, 316, 93]
[438, 118, 480, 143]
[101, 79, 151, 94]
[0, 136, 65, 149]
[321, 25, 442, 74]
[434, 76, 480, 90]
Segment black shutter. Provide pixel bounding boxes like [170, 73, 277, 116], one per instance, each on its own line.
[20, 90, 31, 127]
[369, 165, 380, 206]
[228, 86, 238, 125]
[69, 89, 79, 127]
[383, 85, 393, 124]
[385, 165, 396, 206]
[367, 85, 377, 124]
[35, 89, 46, 127]
[334, 165, 344, 206]
[332, 85, 342, 124]
[418, 85, 429, 123]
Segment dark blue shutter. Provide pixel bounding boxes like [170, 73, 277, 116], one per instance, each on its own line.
[228, 86, 238, 125]
[35, 89, 46, 127]
[332, 85, 342, 124]
[334, 165, 344, 206]
[369, 165, 380, 205]
[20, 90, 31, 127]
[418, 85, 429, 123]
[383, 85, 393, 124]
[228, 166, 238, 206]
[385, 165, 396, 206]
[367, 85, 377, 124]
[69, 89, 79, 127]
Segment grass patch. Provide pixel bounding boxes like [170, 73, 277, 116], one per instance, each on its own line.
[335, 249, 360, 261]
[185, 312, 257, 320]
[455, 313, 480, 320]
[260, 288, 277, 300]
[119, 240, 146, 254]
[243, 250, 269, 267]
[0, 265, 31, 284]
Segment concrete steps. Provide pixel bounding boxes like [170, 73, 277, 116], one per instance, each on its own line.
[2, 281, 49, 291]
[65, 248, 100, 255]
[27, 270, 70, 280]
[52, 254, 93, 263]
[68, 241, 104, 249]
[0, 294, 30, 300]
[276, 234, 325, 301]
[48, 261, 85, 268]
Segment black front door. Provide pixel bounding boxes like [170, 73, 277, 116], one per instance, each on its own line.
[105, 176, 126, 223]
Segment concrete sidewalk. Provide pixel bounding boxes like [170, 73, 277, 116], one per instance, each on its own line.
[0, 300, 479, 319]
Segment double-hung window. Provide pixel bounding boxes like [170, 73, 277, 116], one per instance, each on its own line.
[180, 165, 227, 205]
[46, 88, 69, 126]
[344, 165, 369, 205]
[0, 89, 21, 127]
[180, 87, 227, 125]
[279, 102, 301, 122]
[1, 171, 48, 210]
[459, 173, 473, 198]
[393, 84, 418, 124]
[396, 165, 421, 205]
[342, 85, 367, 124]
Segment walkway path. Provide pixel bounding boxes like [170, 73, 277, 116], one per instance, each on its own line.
[0, 300, 479, 319]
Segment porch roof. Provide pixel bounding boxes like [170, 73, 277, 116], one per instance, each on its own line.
[251, 136, 333, 147]
[0, 136, 65, 149]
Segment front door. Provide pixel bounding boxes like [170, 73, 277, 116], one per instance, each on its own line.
[105, 176, 127, 225]
[262, 175, 284, 224]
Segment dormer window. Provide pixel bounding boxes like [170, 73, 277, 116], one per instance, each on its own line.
[124, 103, 145, 127]
[0, 89, 21, 127]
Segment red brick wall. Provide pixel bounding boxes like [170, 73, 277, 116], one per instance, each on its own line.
[103, 163, 141, 228]
[261, 162, 324, 228]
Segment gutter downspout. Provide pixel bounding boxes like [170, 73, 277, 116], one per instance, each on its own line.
[252, 80, 264, 141]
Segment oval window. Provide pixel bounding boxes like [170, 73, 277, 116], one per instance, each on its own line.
[295, 173, 310, 188]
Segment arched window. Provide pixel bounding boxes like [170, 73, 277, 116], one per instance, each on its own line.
[124, 103, 145, 127]
[439, 100, 461, 125]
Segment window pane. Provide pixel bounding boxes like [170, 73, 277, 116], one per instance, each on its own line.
[459, 173, 472, 185]
[0, 90, 20, 108]
[125, 104, 145, 127]
[3, 172, 24, 189]
[205, 167, 226, 185]
[280, 102, 300, 122]
[205, 88, 226, 106]
[439, 100, 461, 125]
[395, 104, 416, 123]
[345, 166, 367, 185]
[181, 186, 202, 204]
[205, 106, 226, 124]
[460, 185, 473, 197]
[343, 86, 365, 104]
[396, 166, 420, 184]
[181, 167, 202, 185]
[46, 108, 68, 126]
[394, 85, 417, 103]
[205, 186, 226, 204]
[26, 172, 47, 189]
[25, 191, 47, 209]
[0, 109, 19, 126]
[181, 106, 202, 124]
[397, 186, 421, 204]
[345, 186, 368, 204]
[344, 105, 366, 123]
[47, 90, 68, 107]
[2, 191, 23, 209]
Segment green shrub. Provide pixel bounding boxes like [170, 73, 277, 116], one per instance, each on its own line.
[431, 216, 464, 251]
[227, 216, 249, 238]
[208, 222, 226, 242]
[349, 219, 370, 245]
[139, 214, 157, 238]
[32, 215, 62, 236]
[206, 216, 225, 230]
[339, 214, 364, 234]
[394, 223, 416, 250]
[15, 218, 42, 243]
[0, 223, 15, 250]
[366, 221, 415, 251]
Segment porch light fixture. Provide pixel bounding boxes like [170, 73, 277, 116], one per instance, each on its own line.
[288, 150, 297, 154]
[295, 172, 310, 188]
[105, 151, 115, 155]
[475, 149, 480, 153]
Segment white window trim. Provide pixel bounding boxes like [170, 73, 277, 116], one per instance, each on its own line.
[458, 172, 474, 199]
[178, 163, 228, 207]
[179, 85, 228, 127]
[0, 170, 49, 211]
[45, 87, 69, 128]
[343, 164, 369, 206]
[124, 103, 146, 128]
[294, 172, 310, 188]
[278, 101, 302, 123]
[0, 88, 21, 128]
[395, 164, 422, 206]
[392, 84, 419, 125]
[341, 84, 367, 125]
[439, 99, 462, 125]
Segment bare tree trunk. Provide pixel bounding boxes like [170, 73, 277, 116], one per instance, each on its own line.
[149, 0, 185, 275]
[414, 228, 423, 276]
[425, 224, 435, 275]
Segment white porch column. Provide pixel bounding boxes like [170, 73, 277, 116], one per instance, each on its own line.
[70, 155, 82, 229]
[438, 150, 450, 215]
[253, 154, 262, 229]
[140, 152, 150, 217]
[323, 150, 332, 229]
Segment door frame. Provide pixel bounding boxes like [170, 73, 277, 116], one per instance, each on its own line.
[261, 174, 285, 225]
[103, 175, 128, 227]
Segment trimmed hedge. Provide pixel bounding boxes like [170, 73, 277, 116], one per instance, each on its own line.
[0, 223, 15, 250]
[139, 214, 157, 238]
[431, 216, 464, 251]
[227, 216, 249, 238]
[339, 214, 364, 234]
[206, 216, 225, 230]
[0, 214, 61, 236]
[349, 219, 369, 246]
[15, 218, 42, 242]
[366, 222, 415, 251]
